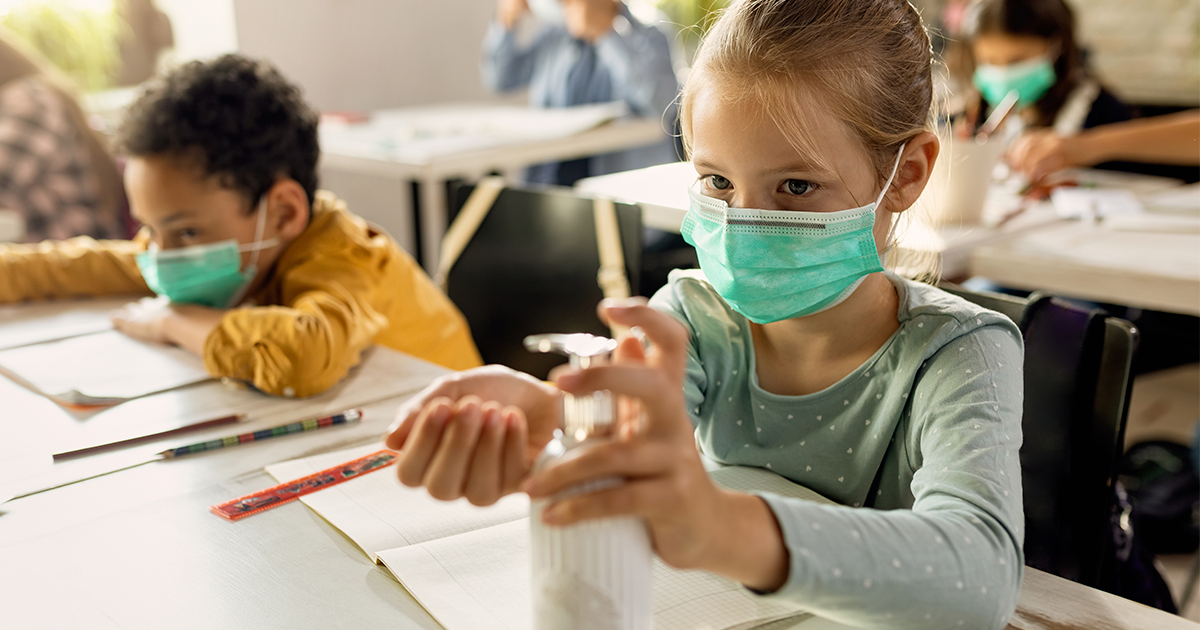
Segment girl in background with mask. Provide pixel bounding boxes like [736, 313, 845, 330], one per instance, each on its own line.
[957, 0, 1129, 163]
[386, 1, 1024, 629]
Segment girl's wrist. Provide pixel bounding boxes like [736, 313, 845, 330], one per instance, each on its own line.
[705, 489, 790, 592]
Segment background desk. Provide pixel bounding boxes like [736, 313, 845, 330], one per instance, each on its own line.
[319, 103, 668, 270]
[1, 302, 1193, 629]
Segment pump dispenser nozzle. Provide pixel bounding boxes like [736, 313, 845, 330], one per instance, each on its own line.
[525, 333, 618, 446]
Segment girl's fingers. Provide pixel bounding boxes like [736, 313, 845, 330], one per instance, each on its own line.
[386, 375, 462, 449]
[540, 477, 673, 526]
[395, 399, 453, 487]
[462, 402, 506, 506]
[424, 397, 487, 500]
[501, 406, 531, 494]
[525, 439, 677, 499]
[553, 365, 687, 439]
[600, 299, 690, 376]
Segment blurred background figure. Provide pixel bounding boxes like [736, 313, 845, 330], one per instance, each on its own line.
[0, 27, 124, 242]
[959, 0, 1130, 139]
[482, 0, 679, 186]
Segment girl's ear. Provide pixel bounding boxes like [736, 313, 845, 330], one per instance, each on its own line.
[264, 178, 311, 240]
[885, 131, 940, 214]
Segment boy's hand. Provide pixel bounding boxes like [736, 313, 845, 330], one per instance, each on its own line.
[385, 365, 561, 506]
[111, 296, 173, 344]
[498, 0, 529, 29]
[111, 297, 225, 356]
[524, 299, 790, 592]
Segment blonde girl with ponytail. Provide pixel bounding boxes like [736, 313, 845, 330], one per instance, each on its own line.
[386, 2, 1024, 628]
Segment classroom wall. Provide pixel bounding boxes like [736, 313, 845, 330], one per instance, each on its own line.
[232, 0, 504, 113]
[1064, 0, 1200, 107]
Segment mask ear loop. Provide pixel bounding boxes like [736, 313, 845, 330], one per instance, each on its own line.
[875, 142, 908, 265]
[225, 196, 273, 308]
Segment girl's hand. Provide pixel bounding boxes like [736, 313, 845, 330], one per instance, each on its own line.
[110, 296, 173, 344]
[1007, 129, 1090, 184]
[525, 299, 790, 591]
[385, 365, 560, 506]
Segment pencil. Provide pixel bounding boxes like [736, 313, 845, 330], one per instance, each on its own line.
[158, 409, 364, 458]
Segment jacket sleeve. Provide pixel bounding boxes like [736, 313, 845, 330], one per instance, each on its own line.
[752, 324, 1026, 630]
[201, 253, 390, 398]
[594, 10, 679, 121]
[0, 236, 150, 304]
[481, 20, 549, 93]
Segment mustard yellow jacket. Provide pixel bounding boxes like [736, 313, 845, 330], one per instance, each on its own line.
[0, 192, 482, 396]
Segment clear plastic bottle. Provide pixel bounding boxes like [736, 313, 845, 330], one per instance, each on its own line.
[524, 333, 654, 630]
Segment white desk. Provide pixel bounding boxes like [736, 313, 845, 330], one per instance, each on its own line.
[576, 162, 1194, 289]
[1, 301, 1192, 629]
[319, 102, 668, 270]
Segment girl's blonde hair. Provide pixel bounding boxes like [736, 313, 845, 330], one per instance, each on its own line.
[679, 0, 941, 280]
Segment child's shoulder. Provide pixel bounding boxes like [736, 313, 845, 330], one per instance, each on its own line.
[280, 191, 408, 271]
[650, 269, 740, 327]
[891, 274, 1023, 352]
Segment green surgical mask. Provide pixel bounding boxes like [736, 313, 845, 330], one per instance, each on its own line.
[135, 198, 278, 309]
[973, 56, 1057, 108]
[680, 146, 905, 324]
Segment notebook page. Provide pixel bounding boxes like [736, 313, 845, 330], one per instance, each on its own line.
[378, 516, 811, 630]
[266, 444, 530, 560]
[0, 298, 126, 351]
[0, 329, 211, 404]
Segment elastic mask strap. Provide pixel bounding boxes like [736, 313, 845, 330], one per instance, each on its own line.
[243, 196, 276, 271]
[874, 142, 907, 210]
[876, 143, 908, 262]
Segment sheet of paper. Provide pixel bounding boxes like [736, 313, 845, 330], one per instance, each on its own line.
[1050, 187, 1144, 219]
[0, 330, 211, 405]
[266, 443, 530, 560]
[379, 517, 810, 630]
[1141, 182, 1200, 214]
[321, 102, 630, 164]
[0, 298, 128, 351]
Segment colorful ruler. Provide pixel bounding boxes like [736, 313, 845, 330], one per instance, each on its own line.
[211, 449, 398, 521]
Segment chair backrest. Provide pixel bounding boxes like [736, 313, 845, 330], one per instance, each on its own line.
[445, 183, 642, 379]
[940, 284, 1138, 587]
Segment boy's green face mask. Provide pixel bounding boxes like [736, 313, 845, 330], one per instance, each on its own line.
[135, 198, 278, 309]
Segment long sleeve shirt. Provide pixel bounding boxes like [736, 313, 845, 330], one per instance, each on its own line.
[651, 269, 1025, 630]
[0, 192, 482, 396]
[481, 4, 680, 183]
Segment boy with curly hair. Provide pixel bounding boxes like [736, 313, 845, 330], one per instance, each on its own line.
[0, 54, 482, 397]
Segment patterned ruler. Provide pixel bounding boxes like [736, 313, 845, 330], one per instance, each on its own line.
[211, 449, 398, 521]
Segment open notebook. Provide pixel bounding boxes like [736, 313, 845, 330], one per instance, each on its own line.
[0, 329, 212, 406]
[267, 445, 827, 630]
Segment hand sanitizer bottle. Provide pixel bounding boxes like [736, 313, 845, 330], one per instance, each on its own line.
[524, 333, 653, 630]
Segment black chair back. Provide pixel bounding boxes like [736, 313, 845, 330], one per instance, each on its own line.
[941, 285, 1138, 586]
[446, 184, 642, 379]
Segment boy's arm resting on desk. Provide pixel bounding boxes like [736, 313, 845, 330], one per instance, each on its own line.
[0, 237, 150, 303]
[753, 325, 1025, 630]
[203, 271, 389, 398]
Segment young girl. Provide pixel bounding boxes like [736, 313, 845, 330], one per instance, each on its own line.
[958, 0, 1129, 143]
[386, 1, 1024, 628]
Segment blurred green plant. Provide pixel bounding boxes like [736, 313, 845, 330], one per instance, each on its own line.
[1, 0, 119, 91]
[650, 0, 728, 57]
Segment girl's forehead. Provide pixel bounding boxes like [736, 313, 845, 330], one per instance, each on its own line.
[687, 78, 872, 176]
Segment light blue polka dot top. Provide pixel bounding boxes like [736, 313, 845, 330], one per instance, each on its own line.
[651, 270, 1025, 630]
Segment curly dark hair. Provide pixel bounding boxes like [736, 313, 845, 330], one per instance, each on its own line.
[115, 54, 320, 211]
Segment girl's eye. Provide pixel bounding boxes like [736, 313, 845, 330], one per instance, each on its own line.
[784, 179, 814, 196]
[177, 228, 200, 240]
[706, 175, 731, 190]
